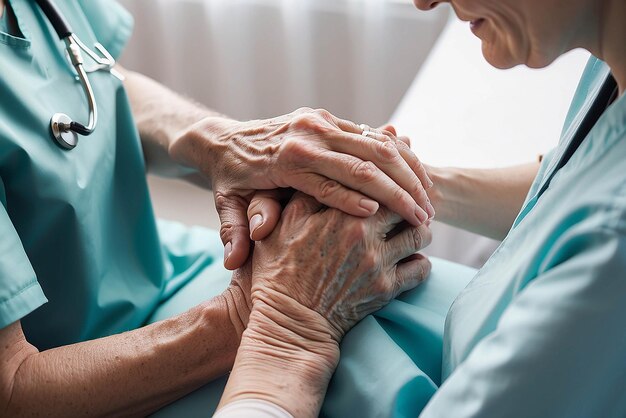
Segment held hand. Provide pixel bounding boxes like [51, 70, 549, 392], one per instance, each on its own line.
[246, 124, 417, 242]
[217, 193, 432, 416]
[250, 192, 432, 341]
[169, 108, 434, 270]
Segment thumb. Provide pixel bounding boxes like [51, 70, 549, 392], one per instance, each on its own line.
[247, 190, 285, 241]
[215, 193, 251, 270]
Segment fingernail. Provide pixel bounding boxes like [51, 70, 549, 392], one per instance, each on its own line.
[224, 242, 232, 264]
[427, 177, 434, 188]
[426, 201, 436, 220]
[415, 207, 428, 224]
[360, 198, 379, 214]
[249, 214, 264, 239]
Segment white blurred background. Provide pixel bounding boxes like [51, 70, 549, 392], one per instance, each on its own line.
[118, 0, 590, 267]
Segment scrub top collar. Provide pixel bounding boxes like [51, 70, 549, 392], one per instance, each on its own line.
[512, 60, 613, 230]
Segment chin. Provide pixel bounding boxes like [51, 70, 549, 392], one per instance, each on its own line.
[524, 52, 559, 69]
[481, 45, 519, 69]
[481, 44, 554, 70]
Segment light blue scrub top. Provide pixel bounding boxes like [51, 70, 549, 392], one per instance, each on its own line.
[0, 0, 219, 350]
[422, 60, 626, 416]
[2, 1, 625, 416]
[317, 58, 626, 418]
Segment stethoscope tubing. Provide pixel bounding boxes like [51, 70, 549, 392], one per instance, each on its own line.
[32, 0, 114, 149]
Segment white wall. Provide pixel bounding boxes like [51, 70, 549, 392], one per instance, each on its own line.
[119, 0, 448, 125]
[118, 0, 449, 229]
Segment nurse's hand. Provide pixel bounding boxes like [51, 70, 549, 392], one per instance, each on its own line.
[218, 192, 432, 415]
[169, 108, 434, 270]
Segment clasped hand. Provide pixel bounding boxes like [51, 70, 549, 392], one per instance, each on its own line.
[170, 107, 435, 270]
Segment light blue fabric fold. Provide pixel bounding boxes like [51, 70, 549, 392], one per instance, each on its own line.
[149, 254, 476, 418]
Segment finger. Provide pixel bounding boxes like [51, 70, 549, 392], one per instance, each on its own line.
[247, 190, 284, 241]
[397, 135, 411, 147]
[215, 193, 252, 270]
[288, 172, 380, 217]
[395, 253, 432, 294]
[298, 149, 428, 225]
[384, 224, 432, 261]
[326, 134, 434, 219]
[395, 140, 434, 192]
[361, 130, 432, 192]
[282, 191, 326, 221]
[354, 128, 432, 192]
[333, 117, 396, 141]
[378, 124, 397, 137]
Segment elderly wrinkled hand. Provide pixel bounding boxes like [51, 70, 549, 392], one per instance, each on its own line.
[216, 192, 432, 415]
[169, 108, 434, 270]
[250, 192, 432, 339]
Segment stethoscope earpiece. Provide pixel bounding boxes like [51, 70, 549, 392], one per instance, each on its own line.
[51, 113, 78, 150]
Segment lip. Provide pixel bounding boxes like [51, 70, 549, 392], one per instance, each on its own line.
[470, 18, 485, 35]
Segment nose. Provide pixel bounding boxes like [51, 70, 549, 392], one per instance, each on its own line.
[413, 0, 443, 11]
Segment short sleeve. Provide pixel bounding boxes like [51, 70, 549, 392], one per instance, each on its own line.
[421, 224, 626, 417]
[76, 0, 134, 60]
[0, 193, 47, 330]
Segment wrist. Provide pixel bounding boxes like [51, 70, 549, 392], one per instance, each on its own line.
[218, 292, 340, 417]
[245, 296, 341, 373]
[219, 283, 252, 342]
[168, 115, 235, 181]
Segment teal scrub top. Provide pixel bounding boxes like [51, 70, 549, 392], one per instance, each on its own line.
[0, 0, 215, 350]
[419, 58, 626, 417]
[312, 57, 626, 418]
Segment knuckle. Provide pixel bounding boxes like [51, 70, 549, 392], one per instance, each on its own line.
[279, 137, 312, 165]
[410, 227, 423, 249]
[418, 226, 432, 247]
[247, 197, 266, 216]
[318, 179, 341, 200]
[214, 192, 230, 212]
[219, 221, 236, 242]
[286, 195, 311, 215]
[291, 113, 329, 134]
[361, 251, 379, 271]
[372, 277, 392, 296]
[411, 180, 427, 199]
[378, 140, 400, 162]
[290, 114, 316, 131]
[352, 160, 377, 183]
[395, 139, 410, 152]
[392, 186, 408, 203]
[295, 106, 314, 115]
[348, 220, 368, 241]
[314, 108, 333, 121]
[421, 258, 432, 278]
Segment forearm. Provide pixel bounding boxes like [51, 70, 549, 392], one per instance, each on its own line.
[119, 66, 225, 180]
[427, 162, 540, 240]
[6, 294, 243, 417]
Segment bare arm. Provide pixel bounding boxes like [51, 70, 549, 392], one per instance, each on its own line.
[119, 66, 220, 182]
[0, 289, 248, 417]
[426, 162, 540, 240]
[119, 65, 436, 270]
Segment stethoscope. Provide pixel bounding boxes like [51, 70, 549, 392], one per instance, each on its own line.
[33, 0, 119, 150]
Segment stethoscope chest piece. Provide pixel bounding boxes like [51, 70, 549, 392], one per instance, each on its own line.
[34, 0, 117, 151]
[51, 113, 78, 150]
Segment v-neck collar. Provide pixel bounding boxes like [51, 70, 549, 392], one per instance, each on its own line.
[511, 59, 613, 230]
